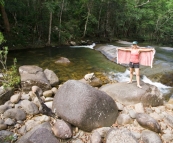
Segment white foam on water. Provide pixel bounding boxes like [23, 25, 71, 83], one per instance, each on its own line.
[108, 69, 172, 94]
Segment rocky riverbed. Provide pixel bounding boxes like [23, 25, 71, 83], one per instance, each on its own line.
[0, 43, 173, 143]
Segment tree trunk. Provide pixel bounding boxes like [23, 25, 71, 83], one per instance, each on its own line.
[59, 0, 65, 43]
[83, 10, 90, 38]
[47, 12, 52, 45]
[0, 4, 10, 32]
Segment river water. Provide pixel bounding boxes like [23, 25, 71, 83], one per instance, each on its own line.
[7, 41, 173, 95]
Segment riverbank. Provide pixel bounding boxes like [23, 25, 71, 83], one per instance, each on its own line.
[1, 65, 173, 143]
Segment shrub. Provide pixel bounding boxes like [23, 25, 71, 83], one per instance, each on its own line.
[0, 32, 20, 88]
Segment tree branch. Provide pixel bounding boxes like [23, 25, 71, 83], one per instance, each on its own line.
[135, 0, 150, 7]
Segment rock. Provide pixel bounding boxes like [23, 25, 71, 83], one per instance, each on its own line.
[51, 87, 58, 95]
[52, 119, 72, 139]
[135, 103, 145, 113]
[16, 122, 54, 143]
[116, 102, 124, 111]
[93, 127, 111, 138]
[19, 65, 51, 92]
[55, 57, 70, 64]
[28, 128, 59, 143]
[70, 41, 76, 46]
[90, 131, 102, 143]
[136, 113, 161, 133]
[44, 69, 59, 86]
[44, 101, 52, 109]
[106, 128, 138, 143]
[0, 130, 14, 143]
[141, 130, 162, 143]
[21, 93, 30, 100]
[100, 82, 164, 106]
[0, 86, 14, 105]
[131, 131, 141, 139]
[149, 112, 164, 121]
[4, 118, 15, 125]
[129, 109, 136, 119]
[24, 120, 41, 132]
[0, 105, 11, 114]
[117, 114, 133, 125]
[52, 80, 118, 132]
[0, 124, 7, 130]
[18, 125, 27, 135]
[32, 115, 50, 122]
[161, 133, 173, 142]
[164, 114, 173, 128]
[160, 122, 167, 130]
[164, 103, 173, 110]
[79, 77, 103, 87]
[84, 73, 95, 82]
[10, 93, 21, 103]
[44, 97, 53, 102]
[4, 108, 26, 121]
[32, 86, 55, 118]
[20, 100, 39, 115]
[43, 90, 53, 97]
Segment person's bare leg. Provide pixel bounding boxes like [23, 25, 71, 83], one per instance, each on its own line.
[127, 68, 134, 83]
[135, 68, 142, 88]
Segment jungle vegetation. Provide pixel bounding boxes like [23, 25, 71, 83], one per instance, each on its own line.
[0, 0, 173, 49]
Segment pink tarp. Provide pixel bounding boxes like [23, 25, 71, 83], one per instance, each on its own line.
[117, 48, 155, 68]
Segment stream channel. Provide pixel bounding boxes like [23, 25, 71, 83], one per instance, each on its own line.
[7, 41, 173, 96]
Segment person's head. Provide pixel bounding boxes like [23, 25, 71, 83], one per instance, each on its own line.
[132, 41, 138, 48]
[132, 41, 138, 45]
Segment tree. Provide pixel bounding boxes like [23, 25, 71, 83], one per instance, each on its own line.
[0, 1, 10, 32]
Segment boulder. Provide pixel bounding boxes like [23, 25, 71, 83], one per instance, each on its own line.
[16, 122, 59, 143]
[136, 113, 161, 133]
[44, 69, 59, 86]
[55, 57, 70, 64]
[106, 128, 138, 143]
[141, 130, 162, 143]
[3, 108, 26, 121]
[0, 87, 14, 105]
[79, 77, 103, 87]
[19, 65, 51, 92]
[52, 119, 73, 139]
[100, 82, 164, 106]
[52, 80, 118, 132]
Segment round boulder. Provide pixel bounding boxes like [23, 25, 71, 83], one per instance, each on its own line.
[52, 80, 118, 132]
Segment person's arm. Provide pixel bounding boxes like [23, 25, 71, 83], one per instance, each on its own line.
[138, 48, 155, 52]
[117, 47, 131, 51]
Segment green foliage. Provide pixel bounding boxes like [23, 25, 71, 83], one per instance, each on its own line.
[0, 32, 20, 88]
[2, 0, 173, 46]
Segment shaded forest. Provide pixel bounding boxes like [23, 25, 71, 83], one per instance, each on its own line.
[1, 0, 173, 49]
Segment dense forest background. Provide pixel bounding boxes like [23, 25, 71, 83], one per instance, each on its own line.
[0, 0, 173, 49]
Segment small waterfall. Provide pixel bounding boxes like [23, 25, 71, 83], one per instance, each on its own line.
[108, 69, 172, 94]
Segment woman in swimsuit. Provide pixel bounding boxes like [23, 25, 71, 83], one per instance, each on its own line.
[117, 41, 154, 88]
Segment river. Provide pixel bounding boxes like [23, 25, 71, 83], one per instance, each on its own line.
[7, 41, 173, 95]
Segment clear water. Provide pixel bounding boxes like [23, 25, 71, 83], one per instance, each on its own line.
[7, 46, 125, 83]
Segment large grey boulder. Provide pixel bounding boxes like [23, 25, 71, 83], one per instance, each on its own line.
[19, 65, 51, 92]
[52, 80, 118, 132]
[99, 82, 164, 106]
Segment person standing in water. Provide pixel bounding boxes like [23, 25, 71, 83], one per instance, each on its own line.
[117, 41, 154, 88]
